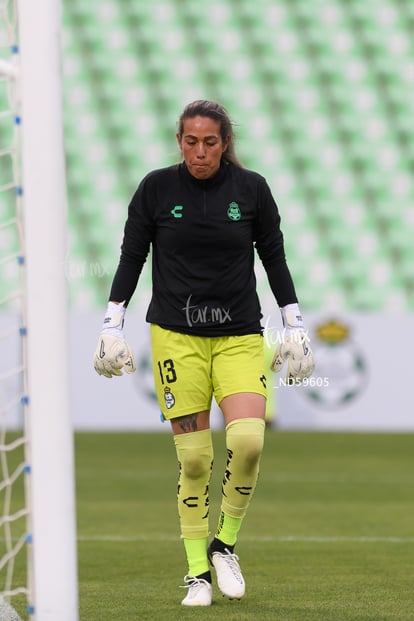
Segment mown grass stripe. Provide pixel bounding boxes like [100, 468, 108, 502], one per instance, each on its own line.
[77, 534, 414, 543]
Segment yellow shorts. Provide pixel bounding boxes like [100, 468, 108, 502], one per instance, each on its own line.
[150, 324, 267, 420]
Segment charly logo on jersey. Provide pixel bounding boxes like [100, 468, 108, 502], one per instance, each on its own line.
[164, 386, 175, 409]
[171, 205, 183, 218]
[227, 201, 241, 221]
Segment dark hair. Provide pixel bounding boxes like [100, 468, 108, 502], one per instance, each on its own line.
[177, 100, 243, 168]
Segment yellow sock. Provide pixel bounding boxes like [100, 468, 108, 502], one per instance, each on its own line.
[220, 418, 265, 519]
[183, 537, 209, 577]
[173, 429, 214, 574]
[215, 511, 243, 547]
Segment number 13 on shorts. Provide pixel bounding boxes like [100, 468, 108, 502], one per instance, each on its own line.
[157, 358, 177, 384]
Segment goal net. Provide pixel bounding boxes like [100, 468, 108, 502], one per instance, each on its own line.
[0, 0, 29, 618]
[1, 1, 79, 619]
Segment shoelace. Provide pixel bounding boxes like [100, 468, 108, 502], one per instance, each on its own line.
[219, 549, 243, 580]
[180, 575, 209, 591]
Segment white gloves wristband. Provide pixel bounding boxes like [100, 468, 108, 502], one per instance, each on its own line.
[270, 303, 315, 384]
[280, 303, 304, 334]
[101, 300, 126, 337]
[93, 301, 136, 378]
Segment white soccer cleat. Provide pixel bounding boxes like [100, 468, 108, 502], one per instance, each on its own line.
[180, 575, 212, 606]
[209, 548, 245, 599]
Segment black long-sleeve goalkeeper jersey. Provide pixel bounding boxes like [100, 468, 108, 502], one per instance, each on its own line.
[110, 161, 298, 336]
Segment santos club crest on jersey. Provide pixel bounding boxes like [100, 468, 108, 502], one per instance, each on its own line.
[227, 201, 241, 220]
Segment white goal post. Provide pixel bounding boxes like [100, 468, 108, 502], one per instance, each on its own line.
[13, 0, 78, 619]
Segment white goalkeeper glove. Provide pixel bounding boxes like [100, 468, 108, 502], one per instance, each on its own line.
[93, 301, 136, 378]
[270, 303, 315, 384]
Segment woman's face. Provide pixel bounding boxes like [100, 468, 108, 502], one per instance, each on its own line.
[177, 115, 229, 180]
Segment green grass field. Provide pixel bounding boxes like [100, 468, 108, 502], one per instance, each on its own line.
[74, 430, 414, 621]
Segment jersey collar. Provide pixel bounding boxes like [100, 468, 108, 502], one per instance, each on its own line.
[180, 160, 228, 188]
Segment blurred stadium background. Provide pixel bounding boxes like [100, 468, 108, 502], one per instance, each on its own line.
[60, 0, 414, 313]
[5, 0, 413, 311]
[1, 2, 414, 618]
[1, 0, 414, 429]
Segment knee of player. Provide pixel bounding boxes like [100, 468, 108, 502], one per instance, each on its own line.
[181, 450, 213, 480]
[242, 435, 264, 468]
[226, 419, 265, 469]
[229, 433, 264, 472]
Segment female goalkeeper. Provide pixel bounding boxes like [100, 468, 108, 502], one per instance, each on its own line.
[93, 99, 314, 606]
